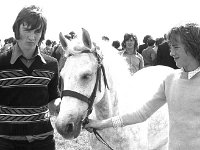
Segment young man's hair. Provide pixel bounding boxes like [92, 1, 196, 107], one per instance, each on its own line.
[112, 40, 120, 49]
[121, 33, 138, 50]
[155, 37, 164, 46]
[147, 39, 155, 46]
[167, 23, 200, 63]
[12, 5, 47, 46]
[143, 35, 152, 44]
[45, 39, 52, 46]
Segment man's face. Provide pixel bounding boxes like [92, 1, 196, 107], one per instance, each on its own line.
[17, 22, 42, 52]
[169, 35, 196, 71]
[126, 38, 135, 50]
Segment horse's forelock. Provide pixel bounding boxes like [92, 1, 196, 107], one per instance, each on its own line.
[67, 44, 92, 56]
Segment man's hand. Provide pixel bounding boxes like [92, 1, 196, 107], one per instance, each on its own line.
[48, 98, 61, 116]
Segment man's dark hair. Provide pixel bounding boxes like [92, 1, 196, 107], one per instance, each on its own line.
[147, 39, 155, 46]
[112, 40, 120, 49]
[12, 5, 47, 46]
[65, 31, 77, 41]
[122, 33, 138, 50]
[102, 36, 109, 41]
[45, 39, 52, 46]
[143, 35, 152, 44]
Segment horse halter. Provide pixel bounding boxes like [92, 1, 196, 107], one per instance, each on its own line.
[61, 49, 114, 150]
[61, 49, 109, 119]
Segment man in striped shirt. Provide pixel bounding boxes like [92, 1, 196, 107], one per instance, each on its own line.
[0, 5, 61, 150]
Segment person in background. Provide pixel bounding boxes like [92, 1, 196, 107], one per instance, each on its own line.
[156, 34, 178, 69]
[51, 43, 65, 72]
[0, 39, 2, 49]
[112, 40, 121, 51]
[102, 35, 109, 42]
[0, 37, 16, 53]
[85, 22, 200, 150]
[153, 37, 164, 54]
[43, 39, 53, 56]
[0, 5, 60, 150]
[52, 41, 57, 48]
[121, 33, 144, 75]
[142, 38, 156, 67]
[138, 35, 152, 54]
[64, 31, 77, 41]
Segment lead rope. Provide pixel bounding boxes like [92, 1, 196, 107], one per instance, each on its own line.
[82, 50, 113, 149]
[82, 65, 113, 150]
[90, 65, 114, 150]
[83, 117, 114, 150]
[93, 129, 114, 150]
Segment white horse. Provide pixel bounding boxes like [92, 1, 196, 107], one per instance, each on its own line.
[55, 28, 173, 150]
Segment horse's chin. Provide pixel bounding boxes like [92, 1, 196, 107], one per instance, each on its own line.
[73, 121, 82, 138]
[55, 120, 82, 139]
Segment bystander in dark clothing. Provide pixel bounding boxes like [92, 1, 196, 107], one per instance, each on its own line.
[142, 39, 156, 67]
[138, 35, 152, 54]
[156, 41, 178, 69]
[112, 40, 122, 51]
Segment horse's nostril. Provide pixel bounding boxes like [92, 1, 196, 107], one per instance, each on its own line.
[65, 123, 74, 133]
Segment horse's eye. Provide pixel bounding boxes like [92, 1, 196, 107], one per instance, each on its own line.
[81, 73, 92, 81]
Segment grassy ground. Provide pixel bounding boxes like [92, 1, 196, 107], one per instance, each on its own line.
[51, 116, 92, 150]
[51, 106, 168, 150]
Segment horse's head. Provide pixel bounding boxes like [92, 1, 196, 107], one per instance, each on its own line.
[55, 28, 108, 139]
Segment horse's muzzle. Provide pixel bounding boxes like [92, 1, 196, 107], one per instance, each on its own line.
[55, 120, 82, 139]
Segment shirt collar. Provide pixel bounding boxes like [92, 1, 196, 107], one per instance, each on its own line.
[122, 50, 138, 55]
[181, 66, 200, 79]
[10, 44, 46, 64]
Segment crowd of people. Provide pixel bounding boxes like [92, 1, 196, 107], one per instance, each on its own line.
[0, 37, 16, 54]
[110, 32, 178, 76]
[0, 22, 178, 77]
[1, 4, 200, 150]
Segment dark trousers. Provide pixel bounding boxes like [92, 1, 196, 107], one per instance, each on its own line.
[0, 135, 55, 150]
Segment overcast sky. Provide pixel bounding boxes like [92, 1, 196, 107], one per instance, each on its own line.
[0, 0, 199, 44]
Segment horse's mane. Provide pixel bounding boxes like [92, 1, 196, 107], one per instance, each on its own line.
[95, 41, 141, 114]
[99, 42, 131, 88]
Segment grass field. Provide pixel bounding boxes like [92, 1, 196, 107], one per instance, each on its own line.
[51, 116, 92, 150]
[51, 106, 168, 150]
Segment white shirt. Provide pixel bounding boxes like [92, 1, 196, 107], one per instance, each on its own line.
[182, 66, 200, 79]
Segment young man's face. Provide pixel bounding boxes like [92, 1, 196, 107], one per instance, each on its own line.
[169, 35, 196, 71]
[17, 22, 42, 51]
[125, 38, 135, 50]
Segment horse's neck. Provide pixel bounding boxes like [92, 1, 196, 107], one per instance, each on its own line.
[93, 89, 119, 120]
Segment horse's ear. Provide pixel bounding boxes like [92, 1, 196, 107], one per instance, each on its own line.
[82, 28, 92, 49]
[59, 32, 71, 57]
[59, 32, 68, 49]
